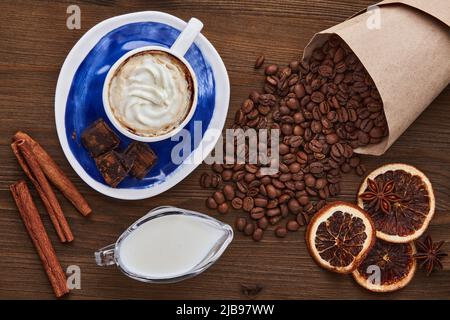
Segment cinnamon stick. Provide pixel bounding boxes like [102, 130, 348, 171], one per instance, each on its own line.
[13, 131, 92, 216]
[10, 180, 69, 298]
[12, 140, 73, 243]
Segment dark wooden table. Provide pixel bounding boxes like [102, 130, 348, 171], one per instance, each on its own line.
[0, 0, 448, 300]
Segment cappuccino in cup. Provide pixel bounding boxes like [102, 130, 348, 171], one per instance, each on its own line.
[106, 50, 195, 138]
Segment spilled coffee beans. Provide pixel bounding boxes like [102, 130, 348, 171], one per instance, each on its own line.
[201, 35, 388, 241]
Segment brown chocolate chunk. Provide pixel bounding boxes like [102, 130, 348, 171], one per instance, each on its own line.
[125, 142, 157, 179]
[81, 119, 120, 157]
[95, 151, 130, 188]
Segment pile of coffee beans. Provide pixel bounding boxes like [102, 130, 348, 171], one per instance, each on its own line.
[201, 35, 388, 241]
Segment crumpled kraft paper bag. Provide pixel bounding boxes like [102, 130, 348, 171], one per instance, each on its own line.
[302, 0, 450, 156]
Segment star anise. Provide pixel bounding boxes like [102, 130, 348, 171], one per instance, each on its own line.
[414, 235, 447, 276]
[359, 179, 401, 214]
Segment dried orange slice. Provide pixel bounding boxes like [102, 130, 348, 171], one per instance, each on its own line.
[306, 202, 376, 274]
[353, 239, 416, 292]
[357, 163, 435, 243]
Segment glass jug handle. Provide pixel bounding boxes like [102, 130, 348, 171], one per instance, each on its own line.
[95, 244, 116, 266]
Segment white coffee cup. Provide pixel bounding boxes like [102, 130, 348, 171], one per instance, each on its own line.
[103, 18, 203, 142]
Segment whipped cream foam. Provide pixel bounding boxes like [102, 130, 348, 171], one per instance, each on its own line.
[108, 51, 193, 137]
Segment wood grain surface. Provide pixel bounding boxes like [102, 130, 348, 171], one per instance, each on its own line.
[0, 0, 449, 300]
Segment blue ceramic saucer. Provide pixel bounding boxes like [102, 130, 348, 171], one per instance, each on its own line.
[55, 12, 229, 199]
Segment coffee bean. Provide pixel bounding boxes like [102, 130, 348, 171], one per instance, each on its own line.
[257, 217, 269, 230]
[267, 199, 279, 209]
[298, 194, 309, 206]
[348, 108, 358, 122]
[217, 202, 229, 214]
[266, 75, 278, 86]
[318, 65, 333, 78]
[289, 135, 303, 148]
[243, 197, 254, 212]
[232, 170, 245, 182]
[250, 207, 265, 220]
[316, 200, 327, 210]
[213, 191, 225, 204]
[284, 181, 295, 191]
[290, 60, 300, 72]
[334, 47, 345, 63]
[279, 173, 291, 182]
[235, 217, 247, 232]
[303, 127, 313, 141]
[302, 212, 311, 225]
[311, 91, 325, 103]
[286, 97, 300, 110]
[293, 125, 304, 136]
[249, 179, 261, 189]
[360, 118, 374, 133]
[296, 151, 308, 164]
[309, 162, 324, 175]
[357, 131, 370, 145]
[331, 143, 345, 158]
[266, 208, 281, 217]
[296, 213, 306, 226]
[304, 174, 316, 187]
[266, 184, 277, 199]
[248, 90, 260, 103]
[221, 169, 233, 181]
[252, 228, 264, 241]
[369, 126, 384, 138]
[356, 164, 367, 176]
[287, 220, 300, 231]
[246, 117, 259, 127]
[294, 84, 306, 99]
[223, 185, 235, 200]
[259, 184, 268, 196]
[243, 164, 256, 174]
[255, 55, 265, 69]
[315, 178, 327, 190]
[236, 181, 248, 194]
[281, 124, 293, 136]
[254, 197, 268, 207]
[353, 81, 368, 93]
[199, 173, 212, 188]
[242, 99, 254, 113]
[244, 173, 256, 183]
[244, 223, 255, 236]
[265, 64, 278, 75]
[247, 187, 259, 197]
[269, 216, 282, 225]
[287, 198, 301, 213]
[288, 162, 301, 174]
[294, 181, 305, 191]
[232, 197, 243, 209]
[278, 194, 291, 204]
[279, 143, 291, 156]
[235, 109, 245, 125]
[326, 133, 339, 145]
[304, 202, 315, 214]
[275, 205, 285, 219]
[349, 156, 360, 168]
[311, 121, 322, 134]
[274, 226, 288, 238]
[306, 187, 318, 196]
[342, 144, 353, 159]
[206, 197, 217, 209]
[292, 172, 304, 181]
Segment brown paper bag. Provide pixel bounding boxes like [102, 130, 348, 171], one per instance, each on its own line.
[303, 0, 450, 155]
